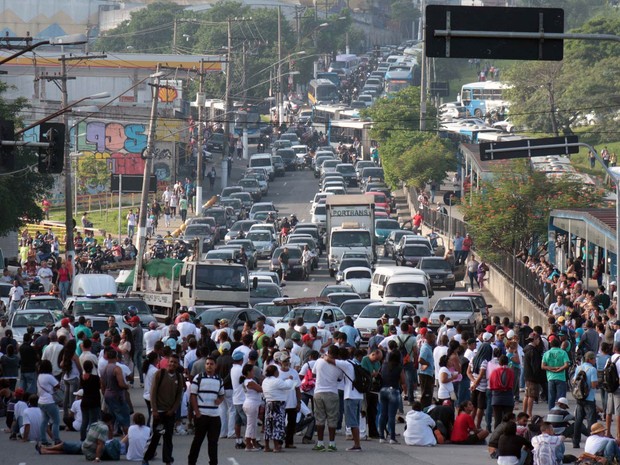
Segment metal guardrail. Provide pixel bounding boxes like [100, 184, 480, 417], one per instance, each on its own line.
[406, 187, 548, 310]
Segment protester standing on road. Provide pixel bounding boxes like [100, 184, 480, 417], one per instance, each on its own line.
[418, 332, 436, 408]
[188, 356, 225, 465]
[143, 353, 184, 465]
[262, 363, 296, 453]
[208, 168, 217, 191]
[312, 345, 342, 451]
[573, 351, 599, 449]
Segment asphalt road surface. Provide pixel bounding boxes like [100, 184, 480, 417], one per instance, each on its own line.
[1, 164, 560, 465]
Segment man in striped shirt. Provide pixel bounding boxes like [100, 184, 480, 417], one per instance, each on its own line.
[188, 356, 225, 465]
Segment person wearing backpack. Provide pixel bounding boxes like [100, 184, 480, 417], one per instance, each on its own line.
[542, 338, 570, 410]
[396, 322, 418, 405]
[531, 421, 565, 465]
[572, 351, 599, 449]
[604, 341, 620, 440]
[489, 355, 515, 430]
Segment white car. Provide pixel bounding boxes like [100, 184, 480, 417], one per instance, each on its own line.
[274, 304, 346, 332]
[245, 230, 277, 259]
[342, 267, 372, 298]
[354, 302, 417, 342]
[311, 204, 327, 229]
[310, 192, 334, 214]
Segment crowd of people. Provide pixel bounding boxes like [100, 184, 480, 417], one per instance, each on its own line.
[1, 271, 620, 464]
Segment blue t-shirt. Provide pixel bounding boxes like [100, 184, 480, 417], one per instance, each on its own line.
[574, 362, 597, 402]
[453, 237, 464, 251]
[419, 343, 434, 377]
[340, 325, 359, 346]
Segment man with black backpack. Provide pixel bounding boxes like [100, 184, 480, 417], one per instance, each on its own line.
[572, 351, 599, 449]
[604, 342, 620, 440]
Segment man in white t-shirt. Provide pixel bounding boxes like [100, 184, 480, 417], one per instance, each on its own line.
[331, 352, 365, 451]
[36, 261, 54, 292]
[231, 334, 252, 365]
[124, 414, 151, 461]
[230, 352, 246, 449]
[278, 353, 301, 448]
[8, 280, 24, 312]
[20, 395, 44, 442]
[9, 388, 27, 439]
[548, 295, 567, 317]
[312, 345, 342, 451]
[585, 422, 620, 462]
[144, 322, 162, 355]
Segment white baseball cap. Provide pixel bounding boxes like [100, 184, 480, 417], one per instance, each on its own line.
[317, 321, 325, 328]
[506, 330, 515, 339]
[482, 332, 493, 342]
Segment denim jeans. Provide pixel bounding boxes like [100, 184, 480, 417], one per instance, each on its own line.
[379, 387, 400, 441]
[573, 400, 597, 447]
[600, 438, 620, 462]
[39, 402, 60, 443]
[80, 405, 101, 441]
[132, 350, 144, 384]
[403, 362, 416, 402]
[547, 379, 567, 410]
[458, 375, 471, 405]
[20, 371, 36, 395]
[59, 281, 70, 302]
[144, 412, 176, 463]
[188, 415, 221, 465]
[63, 377, 79, 419]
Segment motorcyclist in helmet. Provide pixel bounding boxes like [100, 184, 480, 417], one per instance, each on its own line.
[290, 214, 298, 227]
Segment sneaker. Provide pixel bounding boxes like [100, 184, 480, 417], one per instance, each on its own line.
[327, 445, 337, 452]
[312, 444, 326, 451]
[235, 443, 245, 449]
[246, 447, 261, 452]
[389, 439, 399, 445]
[346, 446, 362, 452]
[379, 439, 386, 444]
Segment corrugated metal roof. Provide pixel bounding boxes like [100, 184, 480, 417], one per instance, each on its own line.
[564, 208, 616, 232]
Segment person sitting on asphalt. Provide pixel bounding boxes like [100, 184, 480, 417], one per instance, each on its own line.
[403, 401, 437, 446]
[584, 422, 620, 463]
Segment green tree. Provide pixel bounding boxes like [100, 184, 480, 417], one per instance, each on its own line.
[462, 161, 604, 261]
[76, 156, 109, 194]
[0, 82, 53, 234]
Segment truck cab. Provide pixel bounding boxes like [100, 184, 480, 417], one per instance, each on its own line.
[328, 223, 373, 277]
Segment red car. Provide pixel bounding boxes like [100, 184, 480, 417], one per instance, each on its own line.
[365, 191, 390, 213]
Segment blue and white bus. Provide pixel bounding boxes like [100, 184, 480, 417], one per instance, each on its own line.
[308, 79, 340, 106]
[459, 81, 511, 118]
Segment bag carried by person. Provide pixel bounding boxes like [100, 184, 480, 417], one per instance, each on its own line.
[572, 367, 591, 401]
[300, 367, 315, 393]
[340, 361, 372, 394]
[603, 355, 620, 394]
[489, 366, 514, 392]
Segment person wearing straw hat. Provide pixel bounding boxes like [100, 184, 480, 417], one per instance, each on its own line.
[584, 422, 620, 462]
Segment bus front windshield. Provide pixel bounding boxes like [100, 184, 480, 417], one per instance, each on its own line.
[317, 85, 339, 102]
[195, 265, 248, 291]
[386, 80, 410, 93]
[331, 231, 371, 248]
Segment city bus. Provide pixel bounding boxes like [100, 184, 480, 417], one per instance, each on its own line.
[308, 79, 340, 106]
[384, 64, 418, 97]
[459, 81, 511, 118]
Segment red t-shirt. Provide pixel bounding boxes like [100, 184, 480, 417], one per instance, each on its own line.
[451, 412, 475, 442]
[57, 267, 70, 283]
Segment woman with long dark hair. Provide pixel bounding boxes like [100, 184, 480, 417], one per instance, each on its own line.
[59, 339, 82, 421]
[119, 327, 135, 372]
[378, 351, 404, 444]
[142, 352, 159, 427]
[446, 340, 463, 399]
[241, 363, 263, 451]
[79, 359, 100, 441]
[261, 364, 295, 453]
[467, 341, 493, 429]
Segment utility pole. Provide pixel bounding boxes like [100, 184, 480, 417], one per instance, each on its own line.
[419, 0, 427, 131]
[39, 52, 106, 271]
[277, 6, 283, 126]
[133, 66, 163, 292]
[172, 19, 178, 54]
[195, 59, 205, 214]
[222, 18, 233, 189]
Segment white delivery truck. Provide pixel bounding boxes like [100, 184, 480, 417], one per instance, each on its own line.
[325, 195, 375, 277]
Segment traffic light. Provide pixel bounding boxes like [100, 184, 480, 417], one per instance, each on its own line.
[0, 119, 15, 171]
[38, 122, 65, 173]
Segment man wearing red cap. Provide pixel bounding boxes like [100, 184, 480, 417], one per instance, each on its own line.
[300, 334, 314, 364]
[57, 318, 73, 341]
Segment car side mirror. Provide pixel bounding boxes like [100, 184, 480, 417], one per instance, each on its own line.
[378, 290, 384, 297]
[180, 275, 187, 287]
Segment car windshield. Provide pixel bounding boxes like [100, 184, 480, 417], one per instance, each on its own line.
[117, 300, 152, 315]
[251, 285, 280, 298]
[320, 286, 352, 297]
[314, 206, 326, 216]
[185, 226, 210, 236]
[376, 220, 399, 230]
[404, 246, 432, 256]
[194, 264, 248, 291]
[251, 158, 271, 167]
[359, 305, 399, 319]
[420, 259, 452, 271]
[339, 259, 370, 270]
[384, 282, 427, 298]
[206, 250, 234, 259]
[336, 165, 355, 173]
[346, 270, 371, 279]
[205, 210, 225, 224]
[273, 248, 302, 260]
[254, 304, 289, 318]
[12, 311, 55, 327]
[74, 300, 120, 316]
[24, 298, 63, 311]
[281, 308, 323, 323]
[329, 294, 358, 306]
[247, 232, 272, 242]
[239, 179, 258, 188]
[197, 309, 239, 325]
[252, 204, 274, 213]
[331, 231, 371, 247]
[340, 301, 370, 316]
[231, 193, 251, 201]
[433, 300, 473, 312]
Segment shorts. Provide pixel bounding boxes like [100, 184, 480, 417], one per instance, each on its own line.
[104, 396, 130, 428]
[454, 433, 484, 445]
[62, 441, 83, 454]
[314, 392, 340, 428]
[471, 389, 487, 410]
[607, 391, 620, 416]
[344, 399, 361, 428]
[525, 381, 541, 400]
[235, 404, 247, 426]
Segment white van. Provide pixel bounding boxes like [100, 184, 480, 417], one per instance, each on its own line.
[370, 266, 432, 300]
[381, 274, 432, 318]
[249, 153, 274, 180]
